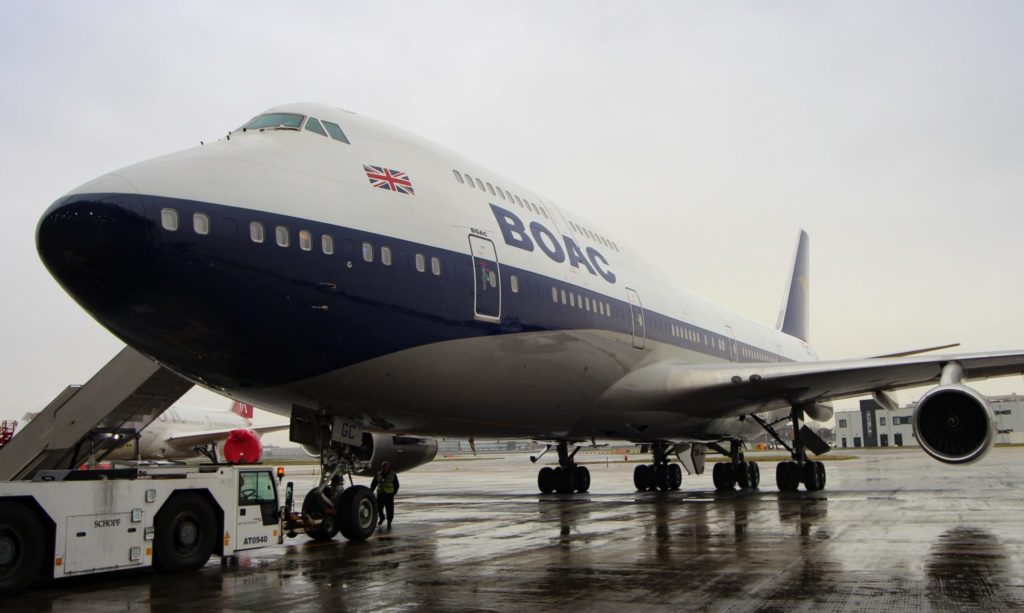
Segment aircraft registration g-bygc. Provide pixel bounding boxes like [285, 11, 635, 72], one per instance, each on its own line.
[36, 103, 1024, 540]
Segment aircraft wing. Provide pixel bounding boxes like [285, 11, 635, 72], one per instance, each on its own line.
[165, 424, 288, 449]
[599, 350, 1024, 419]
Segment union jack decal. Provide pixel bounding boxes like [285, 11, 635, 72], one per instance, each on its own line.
[363, 165, 415, 196]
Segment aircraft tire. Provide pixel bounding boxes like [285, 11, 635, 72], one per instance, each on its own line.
[301, 488, 339, 542]
[803, 461, 825, 491]
[538, 467, 556, 494]
[0, 502, 45, 595]
[712, 462, 735, 491]
[815, 461, 826, 488]
[776, 461, 800, 492]
[633, 465, 650, 491]
[153, 493, 216, 572]
[736, 462, 751, 488]
[669, 464, 683, 490]
[654, 465, 670, 491]
[555, 467, 576, 494]
[574, 466, 591, 493]
[748, 462, 761, 488]
[337, 486, 377, 541]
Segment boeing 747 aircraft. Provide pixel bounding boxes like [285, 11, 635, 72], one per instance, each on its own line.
[36, 103, 1024, 541]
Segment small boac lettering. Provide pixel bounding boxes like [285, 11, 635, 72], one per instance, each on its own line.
[489, 204, 616, 283]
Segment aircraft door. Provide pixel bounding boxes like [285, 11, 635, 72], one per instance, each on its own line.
[625, 288, 645, 349]
[468, 235, 501, 322]
[724, 324, 739, 362]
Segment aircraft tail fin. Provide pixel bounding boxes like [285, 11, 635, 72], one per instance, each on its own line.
[776, 230, 810, 342]
[231, 401, 254, 423]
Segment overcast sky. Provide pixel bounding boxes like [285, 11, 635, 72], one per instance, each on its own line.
[1, 2, 1022, 431]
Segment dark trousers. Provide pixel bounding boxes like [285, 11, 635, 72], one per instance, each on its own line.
[378, 493, 395, 522]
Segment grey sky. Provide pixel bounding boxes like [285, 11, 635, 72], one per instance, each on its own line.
[1, 1, 1022, 427]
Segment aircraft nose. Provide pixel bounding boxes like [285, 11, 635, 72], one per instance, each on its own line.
[36, 179, 150, 309]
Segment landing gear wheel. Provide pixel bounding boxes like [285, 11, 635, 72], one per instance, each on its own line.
[0, 503, 45, 594]
[669, 464, 683, 490]
[538, 466, 556, 494]
[153, 493, 217, 572]
[776, 461, 800, 492]
[803, 461, 825, 491]
[712, 462, 736, 491]
[748, 462, 761, 488]
[736, 461, 751, 488]
[653, 465, 670, 491]
[575, 466, 591, 493]
[301, 488, 340, 541]
[634, 464, 651, 491]
[337, 486, 377, 541]
[555, 466, 577, 494]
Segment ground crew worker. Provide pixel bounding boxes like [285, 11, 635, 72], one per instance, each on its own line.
[370, 460, 399, 529]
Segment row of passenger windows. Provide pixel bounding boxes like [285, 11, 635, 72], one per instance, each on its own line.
[548, 285, 614, 318]
[452, 169, 552, 221]
[159, 207, 442, 275]
[740, 345, 779, 363]
[565, 219, 619, 252]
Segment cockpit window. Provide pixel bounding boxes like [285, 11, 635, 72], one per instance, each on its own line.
[244, 113, 305, 130]
[321, 120, 350, 144]
[305, 117, 328, 137]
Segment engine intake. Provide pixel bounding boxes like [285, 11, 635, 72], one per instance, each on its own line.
[913, 385, 995, 464]
[301, 433, 438, 475]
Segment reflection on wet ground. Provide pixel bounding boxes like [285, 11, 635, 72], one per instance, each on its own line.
[10, 447, 1024, 611]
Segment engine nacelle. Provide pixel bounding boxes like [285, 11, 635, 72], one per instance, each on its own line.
[300, 433, 438, 475]
[224, 429, 263, 464]
[913, 384, 995, 464]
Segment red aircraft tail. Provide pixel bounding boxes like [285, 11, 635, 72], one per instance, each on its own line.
[230, 402, 255, 422]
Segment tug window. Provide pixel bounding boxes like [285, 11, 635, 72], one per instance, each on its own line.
[250, 221, 264, 243]
[160, 208, 178, 231]
[299, 230, 312, 251]
[275, 226, 289, 247]
[193, 213, 210, 235]
[321, 234, 334, 254]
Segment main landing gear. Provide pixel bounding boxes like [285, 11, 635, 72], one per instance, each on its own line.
[708, 440, 760, 491]
[751, 405, 827, 492]
[633, 442, 683, 492]
[285, 409, 378, 542]
[535, 441, 590, 494]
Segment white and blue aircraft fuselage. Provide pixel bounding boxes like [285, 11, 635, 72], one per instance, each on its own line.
[37, 103, 1024, 515]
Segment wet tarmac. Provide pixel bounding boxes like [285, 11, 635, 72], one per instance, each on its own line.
[10, 447, 1024, 612]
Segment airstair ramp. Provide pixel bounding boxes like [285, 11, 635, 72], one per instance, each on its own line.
[0, 346, 193, 480]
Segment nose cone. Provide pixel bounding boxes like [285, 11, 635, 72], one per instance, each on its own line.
[37, 179, 150, 315]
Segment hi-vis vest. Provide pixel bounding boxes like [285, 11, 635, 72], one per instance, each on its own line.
[377, 471, 396, 495]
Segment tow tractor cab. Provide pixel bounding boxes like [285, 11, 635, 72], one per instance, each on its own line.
[0, 464, 280, 595]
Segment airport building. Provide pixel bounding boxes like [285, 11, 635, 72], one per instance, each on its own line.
[835, 394, 1024, 448]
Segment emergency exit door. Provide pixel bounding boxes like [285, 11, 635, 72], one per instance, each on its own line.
[625, 288, 645, 349]
[469, 235, 501, 322]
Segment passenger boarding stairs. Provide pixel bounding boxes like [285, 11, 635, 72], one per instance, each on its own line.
[0, 346, 193, 480]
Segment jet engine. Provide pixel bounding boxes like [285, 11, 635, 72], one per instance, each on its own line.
[223, 429, 263, 464]
[912, 385, 995, 464]
[301, 433, 438, 475]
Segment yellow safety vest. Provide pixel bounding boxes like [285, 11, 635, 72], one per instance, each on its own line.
[377, 471, 396, 495]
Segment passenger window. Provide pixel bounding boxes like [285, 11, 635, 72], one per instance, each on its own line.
[569, 293, 575, 307]
[362, 242, 374, 263]
[381, 246, 392, 266]
[453, 170, 464, 184]
[193, 213, 210, 235]
[496, 186, 506, 200]
[430, 256, 441, 276]
[540, 207, 549, 219]
[504, 190, 513, 202]
[514, 195, 523, 207]
[160, 208, 178, 231]
[561, 289, 567, 305]
[486, 182, 495, 195]
[530, 202, 540, 215]
[275, 226, 289, 247]
[551, 287, 558, 302]
[321, 234, 334, 254]
[585, 297, 591, 310]
[321, 120, 350, 143]
[475, 178, 485, 191]
[250, 221, 264, 243]
[465, 173, 475, 187]
[511, 275, 519, 293]
[299, 230, 312, 251]
[304, 117, 328, 137]
[415, 253, 425, 272]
